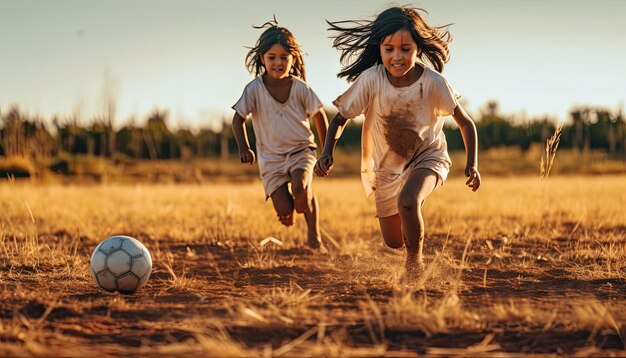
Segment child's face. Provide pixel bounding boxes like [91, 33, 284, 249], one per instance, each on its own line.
[260, 43, 294, 80]
[379, 29, 419, 79]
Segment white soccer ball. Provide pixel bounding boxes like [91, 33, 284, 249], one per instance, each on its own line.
[90, 235, 152, 294]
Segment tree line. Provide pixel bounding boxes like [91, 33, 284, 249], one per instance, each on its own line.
[1, 101, 625, 161]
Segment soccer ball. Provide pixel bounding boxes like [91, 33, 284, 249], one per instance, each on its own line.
[90, 235, 152, 294]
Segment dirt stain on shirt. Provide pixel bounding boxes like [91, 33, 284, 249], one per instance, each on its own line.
[382, 107, 422, 160]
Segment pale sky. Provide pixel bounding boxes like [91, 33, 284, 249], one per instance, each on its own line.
[1, 0, 625, 130]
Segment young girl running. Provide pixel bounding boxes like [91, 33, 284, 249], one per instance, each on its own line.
[315, 7, 481, 276]
[232, 20, 328, 251]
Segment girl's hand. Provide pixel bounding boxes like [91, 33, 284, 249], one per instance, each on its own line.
[465, 166, 481, 192]
[240, 148, 256, 164]
[314, 153, 334, 177]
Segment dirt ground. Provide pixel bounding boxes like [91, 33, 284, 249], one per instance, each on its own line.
[1, 176, 626, 356]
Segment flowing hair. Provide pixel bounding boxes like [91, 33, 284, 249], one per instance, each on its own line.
[327, 6, 452, 82]
[245, 18, 306, 81]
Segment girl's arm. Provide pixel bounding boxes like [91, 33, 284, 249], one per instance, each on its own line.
[314, 112, 349, 177]
[232, 113, 255, 164]
[452, 104, 481, 191]
[312, 110, 329, 150]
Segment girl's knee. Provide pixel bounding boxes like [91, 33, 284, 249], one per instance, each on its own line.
[397, 194, 419, 214]
[292, 184, 311, 214]
[384, 237, 404, 249]
[277, 211, 294, 226]
[381, 227, 404, 248]
[378, 214, 403, 248]
[291, 177, 307, 196]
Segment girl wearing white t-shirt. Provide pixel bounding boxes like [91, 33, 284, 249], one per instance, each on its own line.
[232, 20, 328, 251]
[315, 7, 481, 277]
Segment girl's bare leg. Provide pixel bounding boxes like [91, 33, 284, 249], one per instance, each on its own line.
[397, 168, 439, 275]
[379, 214, 404, 248]
[291, 169, 324, 250]
[303, 194, 324, 250]
[291, 168, 312, 214]
[270, 183, 295, 226]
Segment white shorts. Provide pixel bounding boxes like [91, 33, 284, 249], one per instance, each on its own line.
[373, 157, 449, 218]
[258, 148, 317, 199]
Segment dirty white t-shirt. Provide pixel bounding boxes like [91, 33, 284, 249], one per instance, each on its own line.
[333, 64, 459, 196]
[232, 76, 324, 158]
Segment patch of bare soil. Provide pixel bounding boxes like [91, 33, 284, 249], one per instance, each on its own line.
[2, 224, 626, 356]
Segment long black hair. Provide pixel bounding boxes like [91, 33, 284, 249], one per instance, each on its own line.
[245, 18, 306, 81]
[327, 6, 452, 82]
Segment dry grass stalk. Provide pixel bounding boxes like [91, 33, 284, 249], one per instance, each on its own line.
[540, 123, 564, 179]
[537, 123, 564, 233]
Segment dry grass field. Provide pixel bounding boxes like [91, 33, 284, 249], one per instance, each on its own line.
[1, 173, 626, 356]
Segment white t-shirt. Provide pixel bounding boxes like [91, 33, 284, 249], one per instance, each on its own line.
[333, 64, 459, 196]
[232, 76, 324, 159]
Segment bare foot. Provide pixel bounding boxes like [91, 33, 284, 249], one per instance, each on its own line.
[307, 235, 328, 254]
